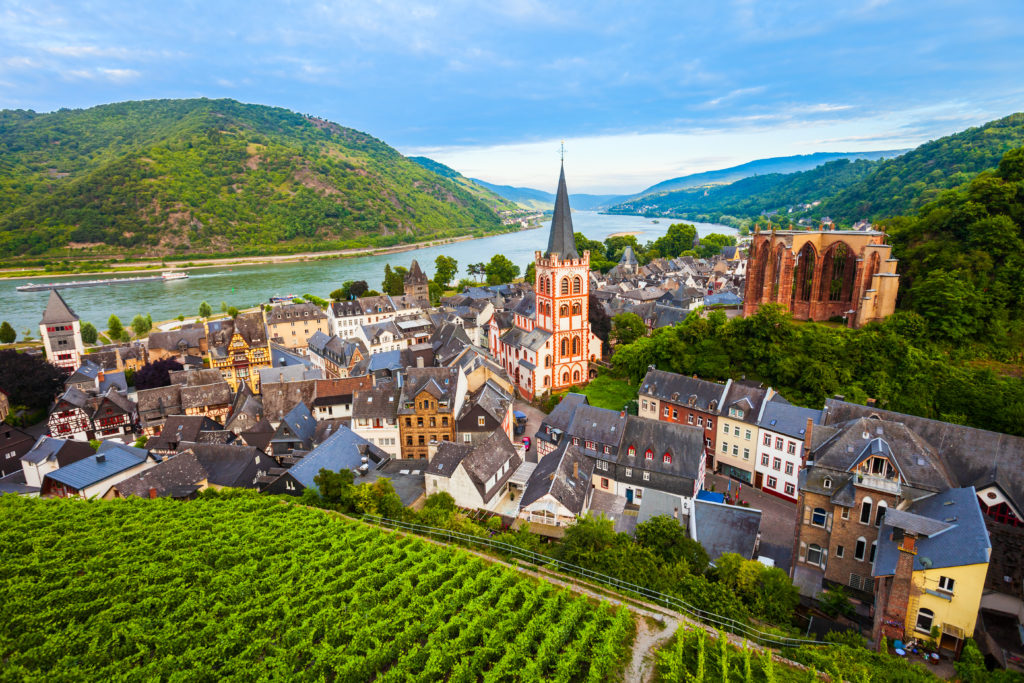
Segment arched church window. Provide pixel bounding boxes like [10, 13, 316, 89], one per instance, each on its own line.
[560, 304, 569, 317]
[573, 370, 580, 382]
[572, 337, 579, 355]
[561, 278, 570, 295]
[561, 338, 568, 356]
[571, 302, 581, 315]
[572, 276, 582, 293]
[544, 355, 551, 368]
[562, 371, 570, 384]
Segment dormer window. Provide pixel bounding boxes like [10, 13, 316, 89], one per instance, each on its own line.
[627, 446, 636, 457]
[644, 449, 653, 460]
[823, 476, 832, 489]
[663, 453, 672, 464]
[728, 407, 744, 419]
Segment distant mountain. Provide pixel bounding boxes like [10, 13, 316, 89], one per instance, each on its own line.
[407, 157, 519, 212]
[0, 99, 506, 259]
[609, 112, 1024, 225]
[630, 150, 906, 198]
[470, 178, 625, 212]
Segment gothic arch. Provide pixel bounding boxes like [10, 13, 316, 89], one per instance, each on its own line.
[560, 304, 569, 317]
[572, 276, 582, 293]
[544, 355, 551, 368]
[561, 338, 569, 356]
[571, 302, 581, 315]
[560, 277, 570, 295]
[819, 242, 857, 303]
[572, 336, 580, 355]
[562, 371, 570, 384]
[753, 240, 772, 298]
[791, 242, 818, 303]
[573, 369, 580, 382]
[770, 243, 786, 299]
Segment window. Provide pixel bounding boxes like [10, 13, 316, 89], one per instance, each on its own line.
[811, 507, 827, 527]
[641, 400, 648, 410]
[835, 545, 845, 558]
[697, 417, 703, 427]
[561, 278, 570, 295]
[673, 409, 679, 419]
[724, 425, 731, 435]
[572, 437, 579, 446]
[745, 429, 752, 440]
[763, 433, 771, 446]
[706, 419, 713, 430]
[761, 454, 769, 466]
[644, 449, 653, 460]
[601, 477, 609, 489]
[938, 576, 955, 593]
[477, 416, 486, 426]
[603, 445, 610, 454]
[841, 507, 849, 520]
[855, 538, 866, 561]
[767, 476, 777, 488]
[721, 441, 728, 453]
[869, 541, 877, 564]
[785, 462, 794, 475]
[463, 433, 472, 443]
[663, 453, 672, 464]
[915, 608, 934, 634]
[430, 417, 436, 428]
[643, 471, 650, 481]
[787, 441, 797, 455]
[775, 437, 784, 450]
[773, 457, 781, 471]
[785, 483, 795, 496]
[571, 302, 581, 315]
[585, 440, 595, 450]
[572, 276, 582, 293]
[625, 468, 633, 477]
[560, 304, 569, 318]
[823, 477, 833, 489]
[663, 406, 670, 417]
[627, 446, 636, 457]
[875, 501, 887, 527]
[729, 408, 743, 419]
[732, 445, 738, 456]
[860, 497, 873, 524]
[743, 448, 749, 460]
[806, 543, 823, 566]
[686, 413, 692, 424]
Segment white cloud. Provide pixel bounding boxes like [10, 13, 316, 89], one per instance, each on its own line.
[62, 67, 140, 82]
[703, 85, 767, 107]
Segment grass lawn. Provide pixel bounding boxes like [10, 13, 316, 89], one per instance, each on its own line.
[580, 375, 639, 411]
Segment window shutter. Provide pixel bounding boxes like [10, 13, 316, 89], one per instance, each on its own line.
[803, 505, 811, 525]
[821, 550, 828, 568]
[826, 512, 833, 532]
[798, 541, 806, 562]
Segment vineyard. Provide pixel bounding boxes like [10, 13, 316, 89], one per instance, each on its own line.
[0, 494, 635, 681]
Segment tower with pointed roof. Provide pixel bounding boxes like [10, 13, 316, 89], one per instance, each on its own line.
[39, 289, 85, 373]
[534, 162, 594, 392]
[404, 259, 430, 308]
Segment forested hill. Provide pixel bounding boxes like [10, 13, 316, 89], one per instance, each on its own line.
[0, 99, 505, 259]
[608, 112, 1024, 225]
[407, 156, 519, 212]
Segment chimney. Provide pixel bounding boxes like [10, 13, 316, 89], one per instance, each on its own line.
[881, 531, 918, 642]
[95, 453, 106, 463]
[803, 417, 814, 453]
[573, 461, 579, 479]
[149, 487, 158, 499]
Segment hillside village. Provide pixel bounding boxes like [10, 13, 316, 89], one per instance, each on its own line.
[1, 165, 1023, 676]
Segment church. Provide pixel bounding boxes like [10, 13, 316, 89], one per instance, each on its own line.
[490, 163, 601, 399]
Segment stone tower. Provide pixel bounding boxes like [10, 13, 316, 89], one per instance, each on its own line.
[404, 259, 430, 308]
[39, 289, 84, 373]
[534, 162, 592, 391]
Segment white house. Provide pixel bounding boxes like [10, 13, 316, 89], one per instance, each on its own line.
[350, 386, 402, 458]
[425, 430, 522, 511]
[41, 441, 157, 499]
[754, 401, 823, 502]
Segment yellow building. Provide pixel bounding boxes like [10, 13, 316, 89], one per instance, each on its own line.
[714, 379, 774, 484]
[205, 311, 272, 393]
[874, 487, 991, 658]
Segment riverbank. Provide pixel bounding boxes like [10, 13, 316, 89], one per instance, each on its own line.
[0, 224, 541, 281]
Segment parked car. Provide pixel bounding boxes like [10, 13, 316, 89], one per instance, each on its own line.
[522, 436, 531, 451]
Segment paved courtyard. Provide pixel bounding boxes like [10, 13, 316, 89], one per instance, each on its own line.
[512, 399, 548, 464]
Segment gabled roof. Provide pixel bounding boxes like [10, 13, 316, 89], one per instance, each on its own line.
[640, 368, 726, 412]
[537, 392, 588, 444]
[114, 450, 210, 498]
[758, 401, 822, 440]
[352, 385, 400, 420]
[45, 441, 149, 490]
[619, 416, 705, 481]
[693, 499, 762, 562]
[54, 385, 91, 411]
[521, 441, 593, 514]
[274, 402, 317, 448]
[405, 259, 429, 285]
[545, 163, 579, 260]
[261, 380, 317, 423]
[148, 325, 206, 352]
[265, 302, 327, 324]
[286, 426, 388, 489]
[21, 436, 94, 466]
[873, 487, 991, 576]
[429, 431, 522, 504]
[40, 289, 78, 325]
[619, 246, 638, 266]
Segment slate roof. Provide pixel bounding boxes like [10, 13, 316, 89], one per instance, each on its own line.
[274, 402, 317, 449]
[619, 416, 705, 481]
[405, 259, 429, 285]
[225, 389, 263, 434]
[545, 163, 579, 260]
[45, 441, 149, 491]
[137, 385, 182, 426]
[520, 327, 551, 352]
[640, 368, 726, 412]
[758, 402, 823, 440]
[537, 393, 588, 445]
[239, 418, 275, 451]
[428, 430, 521, 504]
[461, 380, 512, 424]
[55, 385, 91, 411]
[97, 371, 128, 394]
[398, 367, 460, 414]
[114, 451, 210, 498]
[178, 443, 267, 488]
[265, 302, 327, 324]
[261, 380, 317, 422]
[823, 399, 1024, 513]
[873, 487, 991, 576]
[39, 289, 78, 325]
[352, 386, 400, 420]
[619, 246, 638, 266]
[150, 416, 223, 450]
[148, 325, 206, 352]
[512, 295, 536, 319]
[286, 426, 389, 489]
[21, 436, 95, 466]
[521, 441, 593, 514]
[313, 418, 352, 445]
[568, 403, 627, 451]
[257, 365, 321, 385]
[636, 488, 690, 527]
[721, 381, 771, 425]
[206, 311, 268, 358]
[180, 381, 232, 410]
[692, 499, 763, 562]
[169, 368, 224, 386]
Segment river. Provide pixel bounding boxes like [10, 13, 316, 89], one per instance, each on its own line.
[0, 212, 734, 335]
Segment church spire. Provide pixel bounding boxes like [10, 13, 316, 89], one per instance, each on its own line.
[545, 161, 579, 260]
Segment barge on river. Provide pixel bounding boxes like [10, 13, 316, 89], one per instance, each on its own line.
[16, 271, 188, 292]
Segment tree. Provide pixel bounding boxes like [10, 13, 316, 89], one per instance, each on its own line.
[133, 358, 184, 391]
[484, 254, 520, 285]
[909, 269, 983, 344]
[635, 515, 709, 572]
[648, 222, 697, 259]
[955, 639, 989, 682]
[696, 233, 737, 259]
[349, 280, 368, 298]
[818, 586, 854, 618]
[330, 286, 347, 301]
[428, 281, 443, 306]
[611, 312, 647, 346]
[0, 321, 15, 344]
[382, 264, 405, 295]
[107, 315, 124, 340]
[131, 314, 152, 337]
[434, 255, 458, 288]
[133, 435, 149, 448]
[220, 301, 228, 313]
[227, 307, 239, 318]
[199, 301, 212, 318]
[555, 514, 618, 565]
[314, 468, 356, 509]
[523, 261, 536, 286]
[0, 349, 64, 411]
[80, 322, 98, 344]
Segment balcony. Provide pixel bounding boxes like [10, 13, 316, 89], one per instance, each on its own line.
[855, 474, 901, 495]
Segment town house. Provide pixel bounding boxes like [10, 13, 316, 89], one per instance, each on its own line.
[205, 311, 272, 393]
[397, 367, 467, 460]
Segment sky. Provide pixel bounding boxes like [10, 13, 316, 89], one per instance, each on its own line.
[1, 1, 1023, 193]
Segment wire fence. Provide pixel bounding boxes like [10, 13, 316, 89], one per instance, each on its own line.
[361, 514, 832, 650]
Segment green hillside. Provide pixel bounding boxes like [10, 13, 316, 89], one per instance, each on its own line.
[408, 156, 520, 212]
[608, 112, 1024, 226]
[0, 493, 635, 680]
[0, 99, 506, 259]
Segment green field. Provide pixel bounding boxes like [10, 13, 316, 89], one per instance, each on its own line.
[0, 494, 634, 681]
[580, 375, 639, 412]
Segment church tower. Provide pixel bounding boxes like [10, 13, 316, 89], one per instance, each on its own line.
[403, 259, 430, 308]
[39, 289, 84, 373]
[534, 162, 592, 391]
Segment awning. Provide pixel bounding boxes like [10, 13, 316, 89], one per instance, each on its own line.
[509, 462, 537, 487]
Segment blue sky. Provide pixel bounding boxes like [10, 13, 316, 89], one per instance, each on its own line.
[1, 0, 1023, 192]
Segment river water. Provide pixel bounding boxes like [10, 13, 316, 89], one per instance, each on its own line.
[0, 212, 734, 335]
